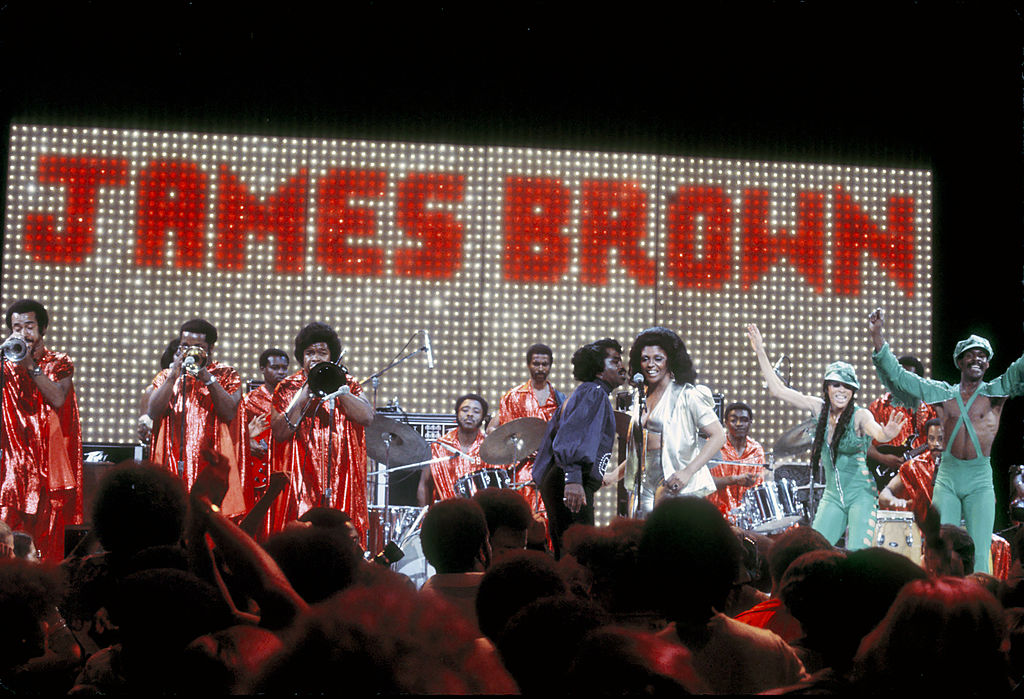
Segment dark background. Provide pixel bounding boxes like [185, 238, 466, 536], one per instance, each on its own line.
[2, 2, 1023, 522]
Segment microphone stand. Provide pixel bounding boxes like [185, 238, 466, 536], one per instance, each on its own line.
[627, 384, 647, 519]
[360, 335, 428, 407]
[0, 356, 7, 485]
[178, 373, 189, 478]
[357, 334, 430, 558]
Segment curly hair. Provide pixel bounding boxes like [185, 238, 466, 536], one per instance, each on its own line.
[293, 322, 342, 364]
[809, 385, 857, 478]
[628, 327, 696, 385]
[571, 339, 622, 382]
[5, 299, 49, 332]
[92, 462, 188, 556]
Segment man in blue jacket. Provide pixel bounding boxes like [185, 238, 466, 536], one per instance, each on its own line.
[532, 338, 626, 558]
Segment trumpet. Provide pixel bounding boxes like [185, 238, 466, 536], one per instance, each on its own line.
[0, 335, 28, 363]
[181, 345, 208, 375]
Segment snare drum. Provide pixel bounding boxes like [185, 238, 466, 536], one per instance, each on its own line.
[366, 505, 426, 557]
[742, 479, 805, 533]
[872, 510, 923, 565]
[454, 468, 512, 498]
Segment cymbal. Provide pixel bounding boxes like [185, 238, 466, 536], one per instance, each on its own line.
[365, 415, 430, 467]
[772, 417, 817, 458]
[614, 410, 632, 440]
[480, 417, 547, 465]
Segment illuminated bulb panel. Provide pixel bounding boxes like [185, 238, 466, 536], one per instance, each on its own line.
[3, 124, 932, 461]
[481, 146, 660, 410]
[656, 158, 933, 444]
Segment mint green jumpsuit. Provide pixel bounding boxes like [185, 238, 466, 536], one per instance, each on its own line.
[873, 342, 1024, 574]
[811, 406, 877, 550]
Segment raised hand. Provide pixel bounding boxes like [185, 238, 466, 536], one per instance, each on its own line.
[746, 323, 765, 355]
[881, 411, 907, 443]
[868, 308, 886, 350]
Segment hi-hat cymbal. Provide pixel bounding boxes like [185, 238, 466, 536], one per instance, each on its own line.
[480, 417, 548, 465]
[772, 417, 817, 458]
[365, 414, 430, 467]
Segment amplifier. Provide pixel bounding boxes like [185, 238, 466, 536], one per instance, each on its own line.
[81, 443, 146, 523]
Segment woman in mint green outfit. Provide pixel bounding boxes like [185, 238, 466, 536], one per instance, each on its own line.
[748, 324, 905, 549]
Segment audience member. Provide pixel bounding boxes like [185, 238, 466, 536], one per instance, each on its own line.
[262, 526, 361, 605]
[475, 549, 569, 645]
[248, 579, 517, 694]
[472, 487, 532, 558]
[497, 594, 609, 695]
[566, 625, 708, 695]
[562, 518, 663, 628]
[639, 497, 807, 694]
[734, 525, 832, 642]
[851, 576, 1011, 695]
[775, 547, 928, 691]
[420, 498, 491, 635]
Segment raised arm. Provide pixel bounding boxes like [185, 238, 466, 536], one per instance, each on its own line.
[746, 323, 822, 414]
[196, 365, 241, 424]
[868, 308, 886, 352]
[857, 407, 907, 444]
[869, 309, 950, 404]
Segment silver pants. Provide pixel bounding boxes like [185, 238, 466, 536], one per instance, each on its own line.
[637, 449, 663, 519]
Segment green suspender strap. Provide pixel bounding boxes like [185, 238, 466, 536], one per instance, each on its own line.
[948, 387, 984, 460]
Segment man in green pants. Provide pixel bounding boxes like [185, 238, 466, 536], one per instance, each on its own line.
[869, 309, 1024, 573]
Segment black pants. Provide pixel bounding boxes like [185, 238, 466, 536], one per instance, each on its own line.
[540, 467, 599, 559]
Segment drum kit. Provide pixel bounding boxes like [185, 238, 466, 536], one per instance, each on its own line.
[363, 414, 548, 585]
[725, 417, 826, 535]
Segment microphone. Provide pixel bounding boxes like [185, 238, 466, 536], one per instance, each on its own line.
[630, 372, 646, 388]
[421, 330, 435, 369]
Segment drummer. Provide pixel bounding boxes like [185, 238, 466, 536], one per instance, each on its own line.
[417, 393, 491, 504]
[491, 343, 567, 513]
[707, 401, 770, 519]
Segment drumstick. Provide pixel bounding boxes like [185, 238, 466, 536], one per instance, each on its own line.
[430, 440, 475, 459]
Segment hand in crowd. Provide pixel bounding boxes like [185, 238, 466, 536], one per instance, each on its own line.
[193, 449, 231, 509]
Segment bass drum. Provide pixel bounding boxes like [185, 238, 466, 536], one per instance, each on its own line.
[366, 505, 425, 559]
[392, 530, 436, 589]
[872, 510, 923, 565]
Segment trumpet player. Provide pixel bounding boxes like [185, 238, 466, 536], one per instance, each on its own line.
[270, 322, 374, 541]
[0, 299, 82, 560]
[147, 319, 244, 514]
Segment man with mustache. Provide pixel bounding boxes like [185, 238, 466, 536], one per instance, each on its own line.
[0, 299, 82, 560]
[493, 344, 566, 514]
[870, 308, 1024, 573]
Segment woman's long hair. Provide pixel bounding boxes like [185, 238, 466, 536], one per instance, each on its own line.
[809, 385, 856, 473]
[628, 327, 696, 385]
